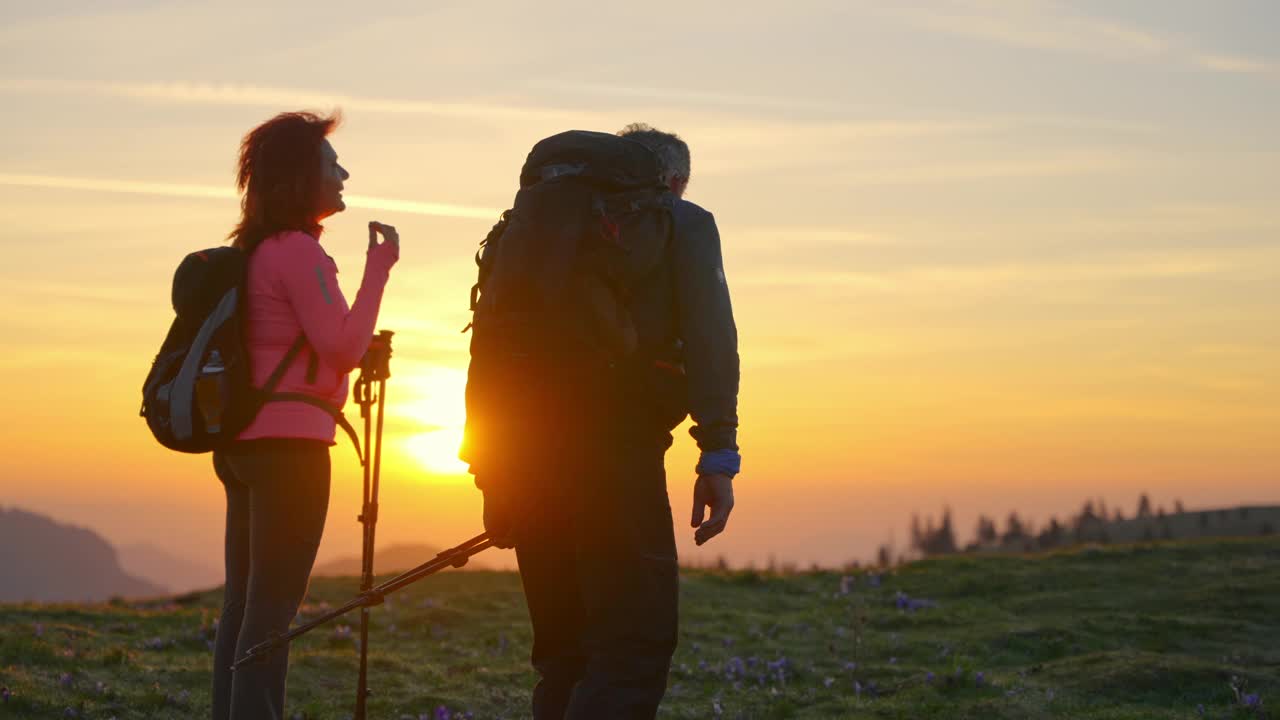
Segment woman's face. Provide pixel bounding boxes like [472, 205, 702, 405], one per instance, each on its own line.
[315, 139, 349, 221]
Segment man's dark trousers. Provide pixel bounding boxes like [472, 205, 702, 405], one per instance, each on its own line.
[514, 430, 680, 720]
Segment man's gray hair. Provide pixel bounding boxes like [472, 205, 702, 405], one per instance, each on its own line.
[617, 123, 691, 181]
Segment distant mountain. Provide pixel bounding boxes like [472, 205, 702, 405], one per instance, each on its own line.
[312, 543, 489, 577]
[118, 542, 222, 595]
[0, 507, 165, 602]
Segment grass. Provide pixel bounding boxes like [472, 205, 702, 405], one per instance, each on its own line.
[1, 538, 1277, 719]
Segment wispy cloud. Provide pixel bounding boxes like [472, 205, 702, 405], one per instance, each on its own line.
[830, 150, 1141, 185]
[0, 172, 500, 220]
[733, 247, 1269, 297]
[1193, 53, 1280, 76]
[877, 0, 1278, 77]
[885, 0, 1167, 60]
[0, 78, 587, 123]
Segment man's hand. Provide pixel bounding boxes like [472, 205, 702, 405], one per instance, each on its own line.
[482, 488, 520, 549]
[691, 473, 734, 546]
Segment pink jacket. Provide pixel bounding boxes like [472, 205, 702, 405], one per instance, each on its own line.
[237, 230, 398, 443]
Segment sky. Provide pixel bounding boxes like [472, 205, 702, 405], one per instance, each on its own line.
[1, 0, 1277, 579]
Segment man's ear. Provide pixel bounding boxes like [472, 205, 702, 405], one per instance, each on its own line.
[668, 175, 689, 198]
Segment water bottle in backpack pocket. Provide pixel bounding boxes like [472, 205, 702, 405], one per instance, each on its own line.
[195, 350, 227, 434]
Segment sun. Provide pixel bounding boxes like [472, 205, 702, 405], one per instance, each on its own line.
[396, 366, 470, 477]
[405, 426, 468, 475]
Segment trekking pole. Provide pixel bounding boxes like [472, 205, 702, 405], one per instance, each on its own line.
[229, 532, 494, 670]
[353, 330, 393, 720]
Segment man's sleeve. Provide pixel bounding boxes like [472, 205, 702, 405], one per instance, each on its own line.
[673, 208, 740, 461]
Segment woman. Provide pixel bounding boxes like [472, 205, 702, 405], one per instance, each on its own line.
[211, 110, 399, 720]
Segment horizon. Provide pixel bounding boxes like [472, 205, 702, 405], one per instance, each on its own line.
[2, 0, 1278, 582]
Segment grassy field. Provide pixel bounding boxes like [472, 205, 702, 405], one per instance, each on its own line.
[1, 538, 1277, 719]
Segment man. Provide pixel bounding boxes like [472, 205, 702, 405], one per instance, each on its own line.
[477, 124, 740, 719]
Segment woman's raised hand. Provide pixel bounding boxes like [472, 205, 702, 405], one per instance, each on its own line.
[368, 221, 399, 250]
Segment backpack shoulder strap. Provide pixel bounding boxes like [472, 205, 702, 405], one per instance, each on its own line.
[260, 334, 309, 396]
[264, 392, 364, 466]
[254, 333, 365, 464]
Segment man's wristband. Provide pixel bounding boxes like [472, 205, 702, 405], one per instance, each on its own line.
[696, 449, 741, 478]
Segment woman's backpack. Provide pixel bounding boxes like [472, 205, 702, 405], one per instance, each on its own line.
[140, 246, 357, 455]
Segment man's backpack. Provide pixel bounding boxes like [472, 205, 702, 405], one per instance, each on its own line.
[141, 246, 357, 456]
[460, 130, 675, 472]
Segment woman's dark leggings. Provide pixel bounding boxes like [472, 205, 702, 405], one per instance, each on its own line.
[211, 439, 331, 720]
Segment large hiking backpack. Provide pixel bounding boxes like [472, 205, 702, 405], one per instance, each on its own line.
[141, 246, 357, 456]
[459, 130, 676, 472]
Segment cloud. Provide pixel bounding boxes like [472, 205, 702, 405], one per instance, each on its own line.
[877, 0, 1278, 77]
[0, 77, 588, 124]
[1193, 54, 1279, 76]
[828, 150, 1140, 185]
[733, 246, 1269, 298]
[0, 172, 500, 220]
[881, 0, 1167, 59]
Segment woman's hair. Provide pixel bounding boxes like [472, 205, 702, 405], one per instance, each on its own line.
[228, 110, 341, 252]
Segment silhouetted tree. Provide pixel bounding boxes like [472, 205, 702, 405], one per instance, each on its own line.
[1137, 493, 1153, 518]
[935, 508, 957, 555]
[912, 508, 958, 557]
[1003, 512, 1028, 545]
[876, 544, 892, 568]
[975, 514, 999, 545]
[1074, 499, 1108, 543]
[1036, 517, 1065, 550]
[1174, 500, 1186, 514]
[1113, 509, 1126, 523]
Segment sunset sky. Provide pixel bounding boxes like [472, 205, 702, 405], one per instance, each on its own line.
[1, 0, 1277, 578]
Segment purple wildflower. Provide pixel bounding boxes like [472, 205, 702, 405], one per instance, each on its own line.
[1242, 693, 1262, 709]
[843, 661, 858, 672]
[893, 590, 937, 612]
[840, 576, 854, 595]
[867, 574, 882, 587]
[1, 687, 10, 702]
[823, 677, 835, 688]
[712, 698, 724, 716]
[766, 657, 790, 683]
[925, 672, 935, 684]
[1196, 704, 1205, 716]
[975, 671, 985, 687]
[435, 705, 450, 720]
[34, 623, 44, 637]
[59, 673, 73, 688]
